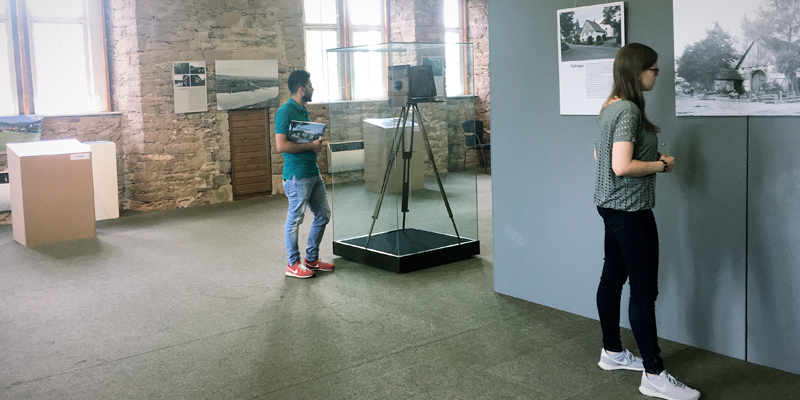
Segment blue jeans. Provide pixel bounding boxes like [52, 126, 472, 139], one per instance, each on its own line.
[283, 175, 330, 265]
[596, 206, 664, 375]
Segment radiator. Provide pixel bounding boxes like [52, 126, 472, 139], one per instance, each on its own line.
[327, 141, 364, 173]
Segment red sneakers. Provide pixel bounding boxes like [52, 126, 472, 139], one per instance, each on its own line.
[303, 258, 335, 272]
[285, 260, 315, 278]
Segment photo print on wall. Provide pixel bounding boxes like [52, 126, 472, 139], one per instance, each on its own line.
[173, 61, 207, 113]
[215, 60, 279, 111]
[674, 0, 800, 116]
[0, 114, 43, 154]
[557, 2, 625, 115]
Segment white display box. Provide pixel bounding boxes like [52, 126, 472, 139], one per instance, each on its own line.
[86, 141, 119, 220]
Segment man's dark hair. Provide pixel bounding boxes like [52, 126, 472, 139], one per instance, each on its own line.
[288, 70, 311, 94]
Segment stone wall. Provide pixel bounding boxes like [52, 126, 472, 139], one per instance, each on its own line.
[111, 0, 306, 210]
[468, 0, 490, 134]
[1, 0, 490, 224]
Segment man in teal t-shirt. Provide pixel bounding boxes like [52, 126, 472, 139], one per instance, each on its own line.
[274, 70, 334, 278]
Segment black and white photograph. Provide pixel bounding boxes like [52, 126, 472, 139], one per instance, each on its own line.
[558, 3, 623, 62]
[557, 2, 625, 115]
[288, 120, 326, 144]
[173, 62, 190, 75]
[172, 61, 207, 113]
[675, 0, 800, 116]
[189, 75, 205, 87]
[215, 60, 279, 111]
[174, 75, 190, 87]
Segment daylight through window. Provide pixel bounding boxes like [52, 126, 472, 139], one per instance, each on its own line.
[2, 0, 108, 116]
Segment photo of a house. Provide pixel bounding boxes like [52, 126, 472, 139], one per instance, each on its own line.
[674, 0, 800, 116]
[558, 3, 622, 62]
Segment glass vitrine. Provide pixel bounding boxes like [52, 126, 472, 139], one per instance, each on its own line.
[325, 42, 479, 272]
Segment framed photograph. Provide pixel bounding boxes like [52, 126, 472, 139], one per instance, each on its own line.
[674, 0, 800, 116]
[215, 60, 279, 110]
[557, 2, 625, 115]
[173, 61, 207, 113]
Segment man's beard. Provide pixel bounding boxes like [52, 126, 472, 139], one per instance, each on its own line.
[302, 92, 313, 102]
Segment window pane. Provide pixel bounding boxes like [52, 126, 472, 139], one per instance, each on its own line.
[306, 29, 340, 103]
[0, 22, 17, 115]
[444, 0, 459, 29]
[304, 0, 337, 24]
[348, 0, 381, 26]
[445, 31, 463, 96]
[31, 23, 94, 114]
[351, 30, 384, 100]
[27, 0, 85, 19]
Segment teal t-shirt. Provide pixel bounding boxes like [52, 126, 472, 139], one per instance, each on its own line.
[274, 98, 320, 180]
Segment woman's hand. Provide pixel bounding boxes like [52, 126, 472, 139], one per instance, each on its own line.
[659, 153, 675, 173]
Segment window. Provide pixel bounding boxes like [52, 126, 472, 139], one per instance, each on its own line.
[304, 0, 386, 102]
[444, 0, 466, 96]
[1, 0, 17, 115]
[2, 0, 109, 116]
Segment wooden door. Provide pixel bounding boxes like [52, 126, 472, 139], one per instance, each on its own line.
[229, 109, 272, 199]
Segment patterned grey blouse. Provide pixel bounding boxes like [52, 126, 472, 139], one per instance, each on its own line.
[593, 100, 659, 211]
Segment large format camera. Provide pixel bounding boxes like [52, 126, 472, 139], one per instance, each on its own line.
[388, 64, 437, 106]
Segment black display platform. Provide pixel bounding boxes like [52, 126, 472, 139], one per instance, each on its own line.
[333, 228, 480, 273]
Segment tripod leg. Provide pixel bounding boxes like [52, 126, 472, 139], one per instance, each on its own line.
[412, 104, 461, 242]
[366, 105, 411, 248]
[401, 107, 414, 229]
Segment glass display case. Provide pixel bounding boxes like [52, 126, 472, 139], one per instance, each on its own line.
[325, 42, 479, 273]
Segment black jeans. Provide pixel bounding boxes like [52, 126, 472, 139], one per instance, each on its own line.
[596, 206, 664, 375]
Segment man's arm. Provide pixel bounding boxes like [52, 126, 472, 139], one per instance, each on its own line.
[275, 134, 325, 153]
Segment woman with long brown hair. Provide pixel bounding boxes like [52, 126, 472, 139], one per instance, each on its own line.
[593, 43, 700, 400]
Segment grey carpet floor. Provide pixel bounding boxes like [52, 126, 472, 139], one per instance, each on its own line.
[1, 174, 799, 399]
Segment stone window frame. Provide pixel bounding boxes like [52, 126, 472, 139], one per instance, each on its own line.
[3, 0, 110, 116]
[303, 0, 388, 103]
[1, 1, 18, 115]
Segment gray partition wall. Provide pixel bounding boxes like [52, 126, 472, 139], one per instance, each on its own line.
[490, 0, 800, 374]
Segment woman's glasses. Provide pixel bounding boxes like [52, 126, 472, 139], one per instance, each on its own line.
[646, 67, 660, 76]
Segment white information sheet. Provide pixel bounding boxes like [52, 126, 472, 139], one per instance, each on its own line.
[173, 61, 207, 114]
[557, 2, 625, 115]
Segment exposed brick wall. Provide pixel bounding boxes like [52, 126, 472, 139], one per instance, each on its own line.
[468, 0, 490, 134]
[1, 0, 490, 224]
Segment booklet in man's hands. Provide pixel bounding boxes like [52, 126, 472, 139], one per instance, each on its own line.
[288, 120, 326, 143]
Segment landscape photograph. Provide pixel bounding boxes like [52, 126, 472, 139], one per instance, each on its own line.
[0, 115, 44, 153]
[215, 60, 279, 110]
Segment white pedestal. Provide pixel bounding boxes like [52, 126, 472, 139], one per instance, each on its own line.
[86, 141, 119, 220]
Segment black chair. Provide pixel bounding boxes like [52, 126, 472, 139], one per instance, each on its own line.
[462, 120, 490, 173]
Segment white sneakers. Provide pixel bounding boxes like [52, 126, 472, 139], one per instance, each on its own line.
[639, 370, 701, 400]
[598, 348, 645, 371]
[598, 349, 701, 400]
